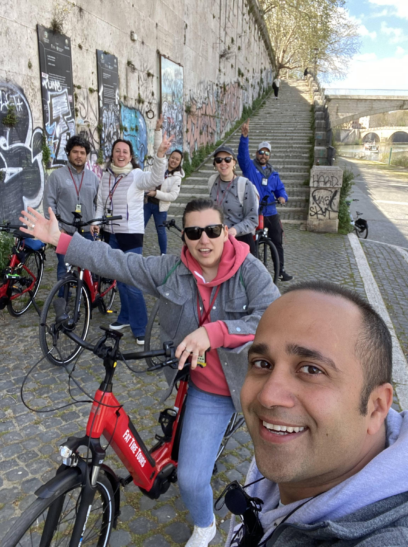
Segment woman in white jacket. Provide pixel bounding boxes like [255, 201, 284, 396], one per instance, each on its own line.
[91, 134, 172, 344]
[144, 115, 183, 254]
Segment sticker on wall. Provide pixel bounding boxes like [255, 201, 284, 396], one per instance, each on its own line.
[160, 56, 184, 152]
[37, 25, 75, 167]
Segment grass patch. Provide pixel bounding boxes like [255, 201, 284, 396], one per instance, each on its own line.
[338, 169, 355, 235]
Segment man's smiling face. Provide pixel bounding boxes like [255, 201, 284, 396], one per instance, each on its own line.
[241, 290, 390, 502]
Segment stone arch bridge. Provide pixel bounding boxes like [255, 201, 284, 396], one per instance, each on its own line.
[361, 127, 408, 143]
[324, 90, 408, 128]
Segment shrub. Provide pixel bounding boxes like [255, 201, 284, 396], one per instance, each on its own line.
[338, 169, 355, 234]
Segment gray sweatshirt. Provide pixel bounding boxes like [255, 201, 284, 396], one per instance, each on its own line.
[227, 408, 408, 546]
[43, 163, 99, 233]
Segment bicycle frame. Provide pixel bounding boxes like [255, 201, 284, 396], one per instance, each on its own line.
[0, 239, 41, 306]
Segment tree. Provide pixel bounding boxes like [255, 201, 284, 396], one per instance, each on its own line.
[260, 0, 361, 81]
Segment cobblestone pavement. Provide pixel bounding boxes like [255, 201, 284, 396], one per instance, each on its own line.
[0, 221, 405, 545]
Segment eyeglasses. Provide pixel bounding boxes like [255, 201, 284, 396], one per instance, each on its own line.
[183, 224, 224, 240]
[258, 150, 270, 156]
[214, 156, 234, 164]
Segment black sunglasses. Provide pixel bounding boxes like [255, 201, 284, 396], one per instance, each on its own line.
[258, 150, 270, 156]
[184, 224, 224, 240]
[214, 156, 234, 164]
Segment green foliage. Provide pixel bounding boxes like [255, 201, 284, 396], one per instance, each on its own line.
[0, 232, 13, 272]
[185, 104, 192, 115]
[41, 135, 51, 167]
[137, 93, 145, 105]
[88, 87, 96, 94]
[338, 169, 355, 234]
[96, 149, 104, 165]
[2, 104, 17, 128]
[28, 60, 32, 69]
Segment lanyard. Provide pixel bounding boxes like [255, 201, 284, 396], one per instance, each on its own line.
[196, 285, 221, 326]
[108, 174, 125, 203]
[216, 177, 235, 207]
[68, 167, 84, 199]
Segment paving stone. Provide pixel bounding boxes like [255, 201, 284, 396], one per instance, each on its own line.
[152, 504, 177, 523]
[143, 535, 170, 547]
[118, 504, 135, 522]
[139, 496, 157, 511]
[5, 466, 29, 481]
[165, 521, 191, 543]
[128, 516, 158, 534]
[109, 530, 132, 546]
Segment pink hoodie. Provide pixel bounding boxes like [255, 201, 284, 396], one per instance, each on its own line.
[180, 236, 254, 397]
[57, 233, 254, 397]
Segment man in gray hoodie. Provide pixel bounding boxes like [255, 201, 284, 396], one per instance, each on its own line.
[43, 135, 99, 281]
[226, 281, 408, 546]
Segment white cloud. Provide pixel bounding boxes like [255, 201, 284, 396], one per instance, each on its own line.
[359, 24, 377, 39]
[380, 21, 408, 43]
[324, 52, 408, 89]
[396, 46, 405, 55]
[369, 0, 408, 20]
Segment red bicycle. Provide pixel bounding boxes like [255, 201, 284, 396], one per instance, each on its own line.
[2, 325, 243, 545]
[39, 212, 122, 367]
[0, 223, 46, 317]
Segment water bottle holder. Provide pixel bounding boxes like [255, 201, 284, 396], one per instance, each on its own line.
[158, 408, 178, 440]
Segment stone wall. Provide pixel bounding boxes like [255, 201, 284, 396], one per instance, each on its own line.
[0, 0, 274, 222]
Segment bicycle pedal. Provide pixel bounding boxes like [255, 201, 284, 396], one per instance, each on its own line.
[119, 474, 133, 487]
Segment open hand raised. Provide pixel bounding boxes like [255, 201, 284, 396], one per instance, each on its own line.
[241, 118, 250, 138]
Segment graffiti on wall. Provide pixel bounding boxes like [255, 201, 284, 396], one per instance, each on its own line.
[0, 82, 45, 223]
[161, 57, 184, 151]
[75, 88, 103, 179]
[185, 82, 241, 154]
[37, 25, 75, 166]
[309, 188, 339, 219]
[121, 106, 148, 168]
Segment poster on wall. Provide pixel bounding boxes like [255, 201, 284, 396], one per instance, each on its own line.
[121, 105, 148, 168]
[37, 25, 75, 167]
[160, 56, 184, 152]
[96, 50, 120, 161]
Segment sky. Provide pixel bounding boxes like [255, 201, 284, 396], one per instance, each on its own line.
[324, 0, 408, 90]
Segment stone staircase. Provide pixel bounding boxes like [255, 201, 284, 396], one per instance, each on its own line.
[169, 80, 313, 222]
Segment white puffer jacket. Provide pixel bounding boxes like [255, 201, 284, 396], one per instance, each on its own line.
[153, 130, 183, 212]
[95, 155, 166, 234]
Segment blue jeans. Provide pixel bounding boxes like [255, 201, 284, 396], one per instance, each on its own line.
[108, 233, 147, 338]
[177, 385, 235, 527]
[56, 231, 94, 281]
[144, 202, 168, 254]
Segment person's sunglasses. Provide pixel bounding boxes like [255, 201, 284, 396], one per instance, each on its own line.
[258, 150, 270, 156]
[214, 156, 233, 164]
[183, 224, 224, 240]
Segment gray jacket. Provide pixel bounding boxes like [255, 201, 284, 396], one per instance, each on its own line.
[43, 163, 99, 233]
[65, 234, 280, 410]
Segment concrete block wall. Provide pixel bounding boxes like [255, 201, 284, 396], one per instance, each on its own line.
[0, 0, 275, 223]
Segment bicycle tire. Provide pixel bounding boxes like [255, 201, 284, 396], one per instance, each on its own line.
[39, 275, 91, 366]
[255, 238, 280, 285]
[355, 225, 368, 240]
[144, 299, 162, 368]
[7, 250, 44, 317]
[215, 413, 245, 462]
[2, 469, 115, 547]
[97, 277, 116, 314]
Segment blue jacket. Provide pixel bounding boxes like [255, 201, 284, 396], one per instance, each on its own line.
[238, 135, 288, 217]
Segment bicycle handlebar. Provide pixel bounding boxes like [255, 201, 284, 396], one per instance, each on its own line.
[0, 223, 35, 239]
[56, 213, 122, 228]
[162, 219, 182, 232]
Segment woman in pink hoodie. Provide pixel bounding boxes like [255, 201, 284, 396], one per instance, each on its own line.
[21, 198, 279, 547]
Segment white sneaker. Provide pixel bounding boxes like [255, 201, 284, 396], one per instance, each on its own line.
[185, 516, 216, 546]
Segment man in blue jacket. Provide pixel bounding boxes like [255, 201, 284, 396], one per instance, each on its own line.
[238, 119, 293, 281]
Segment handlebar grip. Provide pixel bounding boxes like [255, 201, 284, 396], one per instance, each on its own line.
[104, 215, 122, 221]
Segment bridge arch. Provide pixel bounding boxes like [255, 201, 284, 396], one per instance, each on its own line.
[362, 132, 380, 143]
[390, 131, 408, 143]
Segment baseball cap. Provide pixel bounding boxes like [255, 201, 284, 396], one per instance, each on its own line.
[258, 141, 271, 152]
[213, 145, 237, 159]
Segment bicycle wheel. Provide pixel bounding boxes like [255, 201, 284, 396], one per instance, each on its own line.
[7, 250, 44, 317]
[97, 277, 116, 314]
[144, 299, 162, 368]
[355, 225, 368, 239]
[255, 239, 280, 285]
[39, 276, 91, 366]
[215, 413, 245, 463]
[2, 469, 115, 547]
